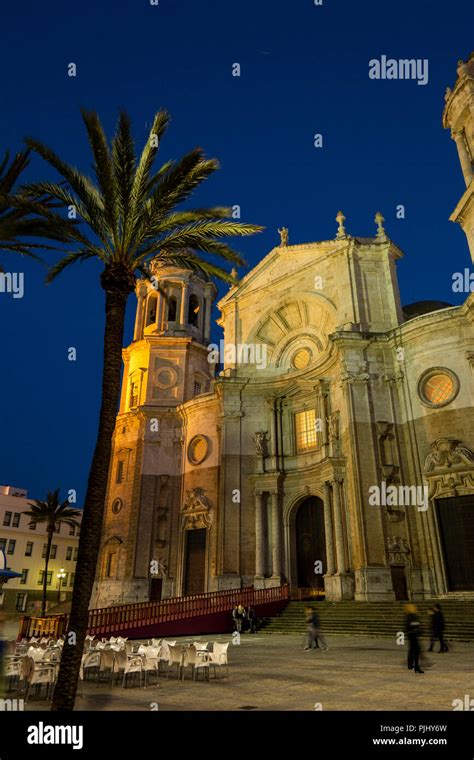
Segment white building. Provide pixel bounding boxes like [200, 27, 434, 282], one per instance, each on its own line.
[0, 485, 81, 614]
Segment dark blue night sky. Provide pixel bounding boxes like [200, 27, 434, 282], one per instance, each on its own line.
[1, 0, 473, 502]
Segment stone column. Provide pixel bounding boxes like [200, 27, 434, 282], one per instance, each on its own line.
[254, 491, 264, 578]
[323, 481, 335, 574]
[332, 479, 346, 574]
[180, 282, 189, 327]
[133, 290, 146, 340]
[204, 292, 212, 342]
[156, 290, 163, 331]
[453, 130, 473, 187]
[270, 490, 281, 578]
[319, 384, 329, 457]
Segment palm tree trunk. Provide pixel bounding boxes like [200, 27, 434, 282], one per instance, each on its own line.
[41, 528, 54, 617]
[52, 282, 129, 711]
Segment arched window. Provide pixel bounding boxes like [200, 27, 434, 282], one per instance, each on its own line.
[146, 295, 157, 326]
[188, 294, 200, 327]
[167, 296, 177, 322]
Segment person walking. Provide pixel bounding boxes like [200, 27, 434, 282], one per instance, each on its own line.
[231, 605, 238, 631]
[405, 603, 424, 673]
[428, 603, 449, 653]
[304, 606, 328, 651]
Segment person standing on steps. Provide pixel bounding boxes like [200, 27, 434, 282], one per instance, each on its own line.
[428, 603, 449, 653]
[405, 603, 424, 673]
[304, 606, 328, 651]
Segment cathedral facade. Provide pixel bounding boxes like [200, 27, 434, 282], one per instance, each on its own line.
[92, 55, 474, 607]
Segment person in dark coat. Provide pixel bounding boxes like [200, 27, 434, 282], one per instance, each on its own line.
[304, 606, 328, 650]
[246, 606, 257, 633]
[405, 603, 424, 673]
[428, 604, 448, 653]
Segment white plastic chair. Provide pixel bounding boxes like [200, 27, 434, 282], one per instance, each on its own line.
[183, 645, 209, 681]
[166, 645, 183, 680]
[22, 656, 57, 702]
[142, 649, 160, 687]
[209, 642, 229, 679]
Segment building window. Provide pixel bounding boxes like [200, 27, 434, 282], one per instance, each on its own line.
[418, 368, 459, 408]
[73, 547, 79, 562]
[70, 573, 75, 586]
[295, 409, 317, 453]
[146, 294, 157, 326]
[53, 524, 60, 533]
[20, 569, 28, 585]
[38, 571, 52, 586]
[50, 545, 57, 559]
[28, 522, 36, 530]
[7, 540, 16, 555]
[25, 542, 33, 557]
[105, 552, 117, 578]
[187, 435, 209, 465]
[61, 573, 69, 587]
[69, 525, 75, 536]
[12, 513, 20, 527]
[194, 381, 202, 396]
[111, 499, 123, 515]
[66, 546, 73, 561]
[292, 348, 312, 370]
[15, 593, 26, 612]
[188, 294, 200, 327]
[3, 512, 12, 526]
[42, 544, 47, 559]
[167, 296, 177, 322]
[116, 460, 125, 484]
[0, 538, 6, 553]
[129, 381, 139, 408]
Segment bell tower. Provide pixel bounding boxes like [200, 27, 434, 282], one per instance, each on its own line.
[443, 53, 474, 262]
[92, 260, 217, 607]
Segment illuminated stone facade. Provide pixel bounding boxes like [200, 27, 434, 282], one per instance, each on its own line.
[92, 56, 474, 607]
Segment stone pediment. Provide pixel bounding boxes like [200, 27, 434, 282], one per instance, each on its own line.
[218, 240, 342, 309]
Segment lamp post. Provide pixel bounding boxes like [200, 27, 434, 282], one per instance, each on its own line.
[56, 568, 66, 602]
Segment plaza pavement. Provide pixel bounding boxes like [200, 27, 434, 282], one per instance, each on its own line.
[21, 633, 474, 712]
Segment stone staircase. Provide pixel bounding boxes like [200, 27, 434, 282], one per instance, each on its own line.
[258, 600, 474, 642]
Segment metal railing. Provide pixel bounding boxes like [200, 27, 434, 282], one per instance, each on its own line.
[18, 584, 289, 639]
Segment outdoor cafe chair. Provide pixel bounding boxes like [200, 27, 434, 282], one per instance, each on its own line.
[166, 645, 183, 680]
[21, 656, 56, 702]
[209, 642, 229, 679]
[182, 645, 210, 682]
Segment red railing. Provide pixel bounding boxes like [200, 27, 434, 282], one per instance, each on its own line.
[18, 585, 289, 639]
[87, 585, 289, 635]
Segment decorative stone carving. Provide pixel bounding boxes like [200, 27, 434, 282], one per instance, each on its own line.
[387, 535, 410, 565]
[335, 210, 347, 239]
[327, 412, 340, 442]
[278, 227, 289, 246]
[424, 438, 474, 472]
[253, 431, 268, 456]
[181, 487, 213, 530]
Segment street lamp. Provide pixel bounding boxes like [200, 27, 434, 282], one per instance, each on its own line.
[56, 568, 66, 602]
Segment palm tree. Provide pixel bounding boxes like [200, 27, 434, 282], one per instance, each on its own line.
[24, 109, 263, 710]
[24, 490, 81, 616]
[0, 149, 75, 269]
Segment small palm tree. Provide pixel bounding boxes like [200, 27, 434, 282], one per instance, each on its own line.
[0, 149, 75, 269]
[24, 109, 263, 710]
[24, 490, 81, 616]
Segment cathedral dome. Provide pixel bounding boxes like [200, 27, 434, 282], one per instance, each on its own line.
[402, 300, 453, 321]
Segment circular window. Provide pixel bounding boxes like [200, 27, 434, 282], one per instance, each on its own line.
[418, 368, 459, 408]
[188, 435, 209, 465]
[111, 498, 123, 515]
[292, 348, 312, 370]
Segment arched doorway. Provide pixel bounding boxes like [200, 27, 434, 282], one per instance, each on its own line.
[295, 497, 326, 590]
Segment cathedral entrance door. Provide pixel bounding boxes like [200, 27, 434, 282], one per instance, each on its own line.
[390, 566, 408, 600]
[150, 578, 162, 601]
[437, 495, 474, 590]
[295, 497, 326, 590]
[184, 528, 206, 595]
